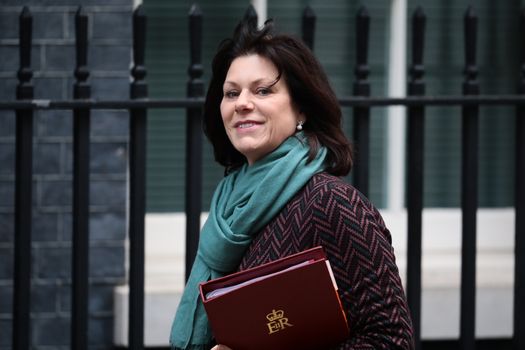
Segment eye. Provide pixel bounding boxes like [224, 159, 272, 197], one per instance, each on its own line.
[224, 90, 239, 99]
[256, 87, 271, 96]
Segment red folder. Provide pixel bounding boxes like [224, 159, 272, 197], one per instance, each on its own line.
[199, 246, 350, 350]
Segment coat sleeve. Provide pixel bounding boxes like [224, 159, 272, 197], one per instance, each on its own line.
[311, 183, 414, 350]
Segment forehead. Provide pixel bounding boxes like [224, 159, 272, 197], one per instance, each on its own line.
[224, 54, 279, 84]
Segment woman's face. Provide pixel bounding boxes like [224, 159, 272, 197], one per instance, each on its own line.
[220, 54, 302, 165]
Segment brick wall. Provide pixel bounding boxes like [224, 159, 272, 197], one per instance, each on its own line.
[0, 1, 133, 349]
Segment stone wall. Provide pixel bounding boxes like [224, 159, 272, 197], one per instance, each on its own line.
[0, 1, 132, 349]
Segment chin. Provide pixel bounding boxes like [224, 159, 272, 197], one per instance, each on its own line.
[234, 139, 262, 153]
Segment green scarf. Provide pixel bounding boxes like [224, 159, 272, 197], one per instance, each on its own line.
[170, 133, 327, 349]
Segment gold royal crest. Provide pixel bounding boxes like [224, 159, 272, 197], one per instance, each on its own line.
[266, 309, 293, 334]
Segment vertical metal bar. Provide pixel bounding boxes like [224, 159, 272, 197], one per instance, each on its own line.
[515, 87, 525, 350]
[406, 7, 425, 350]
[302, 6, 316, 51]
[513, 9, 525, 350]
[185, 4, 204, 282]
[13, 7, 33, 350]
[129, 5, 147, 350]
[353, 6, 371, 197]
[460, 6, 479, 350]
[71, 7, 90, 350]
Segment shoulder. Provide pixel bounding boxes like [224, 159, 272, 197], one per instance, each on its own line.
[296, 172, 352, 203]
[303, 172, 361, 198]
[302, 172, 391, 242]
[302, 172, 374, 212]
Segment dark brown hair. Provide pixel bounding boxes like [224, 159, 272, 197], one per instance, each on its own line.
[203, 19, 353, 176]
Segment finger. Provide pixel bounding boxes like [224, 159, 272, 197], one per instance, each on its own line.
[213, 345, 232, 350]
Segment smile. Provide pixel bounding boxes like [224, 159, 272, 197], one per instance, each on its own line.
[235, 121, 261, 129]
[239, 122, 255, 128]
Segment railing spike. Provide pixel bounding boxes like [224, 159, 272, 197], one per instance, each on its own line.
[521, 9, 525, 87]
[75, 6, 89, 86]
[304, 5, 315, 18]
[243, 4, 258, 30]
[134, 3, 144, 16]
[411, 6, 426, 80]
[357, 5, 369, 19]
[18, 6, 33, 85]
[131, 3, 147, 99]
[302, 6, 316, 50]
[355, 5, 370, 79]
[188, 2, 203, 83]
[76, 5, 85, 16]
[414, 5, 424, 18]
[464, 5, 478, 72]
[189, 3, 202, 16]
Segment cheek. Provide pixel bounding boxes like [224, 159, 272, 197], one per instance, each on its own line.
[221, 99, 235, 116]
[219, 102, 229, 125]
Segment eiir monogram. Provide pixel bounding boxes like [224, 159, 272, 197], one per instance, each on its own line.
[266, 309, 293, 334]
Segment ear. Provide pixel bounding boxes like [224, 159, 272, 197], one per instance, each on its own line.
[296, 108, 306, 121]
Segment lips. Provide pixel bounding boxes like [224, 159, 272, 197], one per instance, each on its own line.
[234, 120, 262, 129]
[238, 122, 255, 129]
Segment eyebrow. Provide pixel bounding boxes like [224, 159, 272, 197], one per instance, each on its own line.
[223, 77, 280, 88]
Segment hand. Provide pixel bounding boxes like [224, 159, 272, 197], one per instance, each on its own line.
[211, 345, 233, 350]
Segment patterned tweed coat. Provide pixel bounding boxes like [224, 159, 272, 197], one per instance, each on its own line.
[237, 172, 414, 349]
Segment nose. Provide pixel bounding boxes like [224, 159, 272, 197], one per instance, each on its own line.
[235, 90, 254, 113]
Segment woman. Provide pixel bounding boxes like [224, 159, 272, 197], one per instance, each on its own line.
[170, 19, 414, 350]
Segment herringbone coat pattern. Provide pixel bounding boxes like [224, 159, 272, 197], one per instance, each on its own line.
[238, 172, 414, 349]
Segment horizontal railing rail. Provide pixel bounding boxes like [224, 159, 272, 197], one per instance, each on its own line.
[3, 94, 525, 110]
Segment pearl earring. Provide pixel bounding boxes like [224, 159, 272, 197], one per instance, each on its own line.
[296, 120, 304, 131]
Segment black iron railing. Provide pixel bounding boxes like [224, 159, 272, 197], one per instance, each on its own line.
[1, 4, 524, 350]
